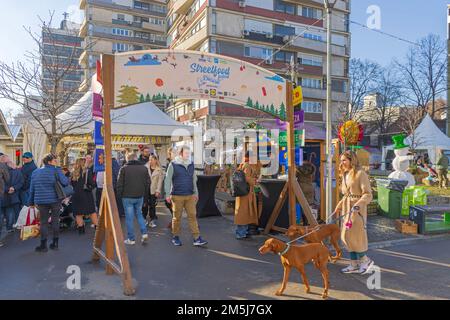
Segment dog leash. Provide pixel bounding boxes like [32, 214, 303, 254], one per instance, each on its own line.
[285, 207, 357, 246]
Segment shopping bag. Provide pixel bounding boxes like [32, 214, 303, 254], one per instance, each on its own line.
[20, 207, 40, 241]
[14, 206, 39, 229]
[20, 224, 40, 241]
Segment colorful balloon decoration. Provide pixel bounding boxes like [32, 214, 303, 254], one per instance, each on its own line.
[338, 120, 364, 146]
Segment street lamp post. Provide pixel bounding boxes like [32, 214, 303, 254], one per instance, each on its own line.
[324, 0, 336, 221]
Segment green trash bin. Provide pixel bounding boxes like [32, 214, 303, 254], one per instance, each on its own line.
[401, 187, 414, 216]
[376, 179, 407, 219]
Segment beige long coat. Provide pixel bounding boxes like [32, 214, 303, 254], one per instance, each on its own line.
[147, 164, 164, 195]
[234, 163, 258, 225]
[335, 169, 373, 253]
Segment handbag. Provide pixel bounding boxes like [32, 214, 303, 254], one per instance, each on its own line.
[20, 207, 40, 241]
[55, 170, 74, 200]
[231, 170, 250, 197]
[83, 169, 93, 192]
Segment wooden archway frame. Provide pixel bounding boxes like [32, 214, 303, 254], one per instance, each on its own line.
[93, 53, 317, 296]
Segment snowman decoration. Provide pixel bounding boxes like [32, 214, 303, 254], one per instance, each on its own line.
[388, 134, 415, 187]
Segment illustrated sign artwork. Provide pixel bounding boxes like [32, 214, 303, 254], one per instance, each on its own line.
[92, 60, 105, 173]
[114, 50, 287, 119]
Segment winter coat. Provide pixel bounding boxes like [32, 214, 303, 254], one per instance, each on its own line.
[20, 161, 37, 191]
[116, 160, 150, 198]
[29, 165, 69, 205]
[234, 162, 258, 226]
[3, 168, 24, 207]
[335, 169, 373, 253]
[0, 162, 10, 197]
[147, 164, 164, 195]
[436, 154, 449, 170]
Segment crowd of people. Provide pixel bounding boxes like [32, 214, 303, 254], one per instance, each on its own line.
[0, 145, 376, 275]
[0, 145, 210, 251]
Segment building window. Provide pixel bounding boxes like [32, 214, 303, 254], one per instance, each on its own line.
[117, 14, 125, 21]
[211, 11, 217, 34]
[298, 54, 322, 66]
[302, 101, 322, 113]
[112, 28, 132, 37]
[303, 33, 322, 41]
[274, 24, 295, 37]
[274, 0, 295, 15]
[302, 77, 322, 89]
[113, 43, 130, 52]
[332, 79, 347, 93]
[344, 14, 350, 32]
[275, 51, 294, 63]
[301, 6, 323, 19]
[244, 46, 273, 61]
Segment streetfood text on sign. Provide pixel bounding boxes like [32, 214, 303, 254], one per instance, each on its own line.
[113, 50, 287, 120]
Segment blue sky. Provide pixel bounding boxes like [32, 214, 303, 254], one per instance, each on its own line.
[0, 0, 448, 117]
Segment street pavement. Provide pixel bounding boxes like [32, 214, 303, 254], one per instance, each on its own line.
[0, 206, 449, 300]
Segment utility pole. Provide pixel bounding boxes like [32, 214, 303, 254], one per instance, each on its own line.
[290, 55, 298, 85]
[324, 0, 336, 222]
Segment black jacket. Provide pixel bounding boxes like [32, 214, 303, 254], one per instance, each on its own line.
[21, 161, 37, 191]
[116, 160, 150, 198]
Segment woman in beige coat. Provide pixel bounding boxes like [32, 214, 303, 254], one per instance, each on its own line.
[234, 153, 259, 239]
[146, 155, 164, 228]
[333, 150, 374, 274]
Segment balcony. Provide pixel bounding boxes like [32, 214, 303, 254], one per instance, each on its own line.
[112, 19, 143, 29]
[173, 26, 207, 50]
[287, 36, 347, 56]
[79, 18, 88, 37]
[302, 87, 348, 102]
[142, 21, 165, 33]
[85, 0, 167, 17]
[170, 0, 195, 15]
[242, 31, 285, 46]
[91, 31, 166, 47]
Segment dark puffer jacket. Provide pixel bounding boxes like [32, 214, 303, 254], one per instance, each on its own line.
[116, 160, 150, 198]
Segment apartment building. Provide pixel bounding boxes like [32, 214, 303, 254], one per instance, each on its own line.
[42, 16, 83, 95]
[78, 0, 168, 91]
[166, 0, 351, 131]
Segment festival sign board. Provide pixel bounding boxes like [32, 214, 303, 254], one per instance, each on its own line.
[113, 50, 287, 119]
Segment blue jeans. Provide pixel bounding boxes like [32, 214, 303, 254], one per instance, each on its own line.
[5, 205, 20, 230]
[122, 197, 147, 241]
[235, 224, 249, 238]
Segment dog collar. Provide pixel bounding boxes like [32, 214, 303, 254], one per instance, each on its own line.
[278, 243, 291, 256]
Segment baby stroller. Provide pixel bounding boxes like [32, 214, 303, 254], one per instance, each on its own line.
[59, 197, 75, 230]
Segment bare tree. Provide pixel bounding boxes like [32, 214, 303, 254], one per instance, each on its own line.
[394, 34, 447, 118]
[367, 67, 403, 148]
[397, 106, 425, 151]
[348, 58, 382, 121]
[0, 12, 92, 154]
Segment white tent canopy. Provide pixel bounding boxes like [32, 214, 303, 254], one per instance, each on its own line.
[54, 91, 194, 136]
[382, 114, 450, 169]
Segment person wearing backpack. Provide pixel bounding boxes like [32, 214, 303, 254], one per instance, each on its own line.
[234, 152, 258, 239]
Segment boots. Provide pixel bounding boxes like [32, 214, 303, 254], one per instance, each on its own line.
[49, 238, 59, 250]
[77, 225, 85, 235]
[35, 239, 48, 252]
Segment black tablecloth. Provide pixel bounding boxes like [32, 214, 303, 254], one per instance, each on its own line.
[258, 179, 289, 230]
[196, 175, 221, 218]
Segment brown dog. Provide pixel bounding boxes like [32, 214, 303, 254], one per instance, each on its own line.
[259, 238, 330, 299]
[286, 224, 342, 262]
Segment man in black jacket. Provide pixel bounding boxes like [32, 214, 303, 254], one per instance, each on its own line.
[20, 152, 37, 207]
[117, 152, 150, 245]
